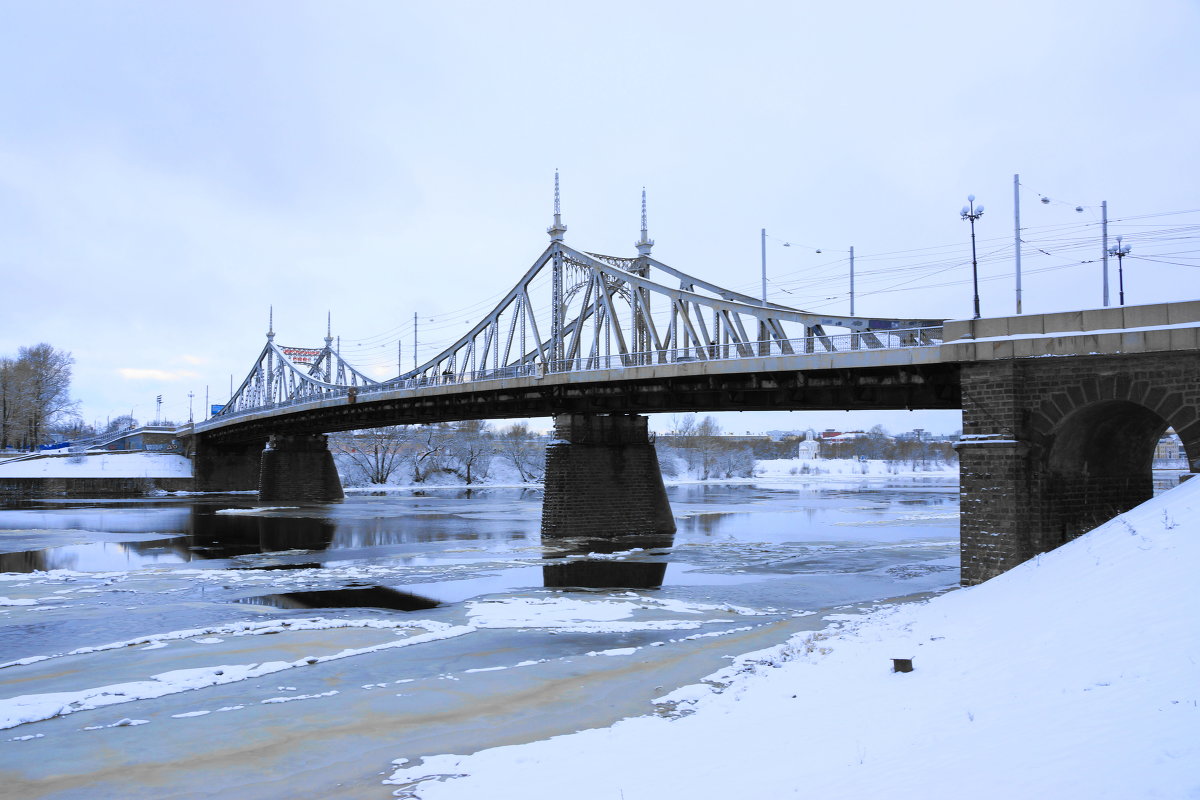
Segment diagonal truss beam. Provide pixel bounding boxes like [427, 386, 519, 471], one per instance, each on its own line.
[214, 232, 946, 418]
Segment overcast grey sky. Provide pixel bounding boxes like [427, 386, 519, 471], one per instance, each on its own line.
[3, 1, 1198, 435]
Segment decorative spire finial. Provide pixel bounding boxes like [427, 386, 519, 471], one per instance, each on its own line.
[547, 169, 567, 242]
[267, 306, 275, 341]
[635, 186, 654, 256]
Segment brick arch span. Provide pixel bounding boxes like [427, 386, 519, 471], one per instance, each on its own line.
[1023, 378, 1200, 552]
[956, 353, 1200, 585]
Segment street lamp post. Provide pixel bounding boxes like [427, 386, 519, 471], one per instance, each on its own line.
[1108, 235, 1132, 306]
[960, 195, 985, 319]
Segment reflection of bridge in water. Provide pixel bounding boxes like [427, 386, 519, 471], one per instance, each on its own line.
[175, 181, 1200, 585]
[0, 499, 676, 608]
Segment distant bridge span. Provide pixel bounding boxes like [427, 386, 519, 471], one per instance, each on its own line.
[182, 201, 1200, 585]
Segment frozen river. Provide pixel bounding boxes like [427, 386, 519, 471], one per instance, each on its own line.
[0, 477, 958, 798]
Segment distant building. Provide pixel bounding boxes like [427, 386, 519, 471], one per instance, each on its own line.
[824, 431, 867, 444]
[796, 430, 820, 460]
[97, 426, 181, 452]
[1154, 431, 1187, 468]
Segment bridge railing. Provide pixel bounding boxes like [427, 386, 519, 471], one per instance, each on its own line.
[200, 327, 942, 427]
[540, 327, 945, 374]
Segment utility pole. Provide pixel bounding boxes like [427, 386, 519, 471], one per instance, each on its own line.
[849, 246, 855, 316]
[760, 228, 767, 304]
[1101, 200, 1110, 306]
[1014, 174, 1022, 314]
[759, 228, 768, 354]
[413, 312, 418, 370]
[187, 391, 193, 424]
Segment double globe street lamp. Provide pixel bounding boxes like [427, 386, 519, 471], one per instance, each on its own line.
[960, 195, 985, 319]
[1108, 235, 1132, 306]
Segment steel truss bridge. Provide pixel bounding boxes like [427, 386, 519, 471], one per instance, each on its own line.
[196, 197, 952, 439]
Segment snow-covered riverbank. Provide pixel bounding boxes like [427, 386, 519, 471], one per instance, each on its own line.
[0, 451, 191, 479]
[386, 476, 1200, 798]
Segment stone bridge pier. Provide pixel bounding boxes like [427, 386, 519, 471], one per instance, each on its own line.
[191, 437, 267, 494]
[192, 433, 343, 502]
[259, 433, 344, 502]
[956, 352, 1200, 585]
[541, 413, 676, 539]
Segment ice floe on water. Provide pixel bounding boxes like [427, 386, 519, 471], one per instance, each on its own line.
[586, 648, 638, 657]
[0, 617, 475, 728]
[464, 594, 767, 632]
[1, 616, 462, 669]
[261, 690, 339, 704]
[82, 717, 149, 730]
[0, 591, 773, 731]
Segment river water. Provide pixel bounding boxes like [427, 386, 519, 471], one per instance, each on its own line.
[0, 476, 958, 799]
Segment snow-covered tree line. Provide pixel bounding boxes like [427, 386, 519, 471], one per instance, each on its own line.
[330, 421, 545, 486]
[329, 415, 958, 487]
[820, 424, 958, 467]
[655, 414, 758, 480]
[0, 344, 77, 450]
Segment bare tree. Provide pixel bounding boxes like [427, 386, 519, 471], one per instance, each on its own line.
[106, 415, 139, 433]
[331, 426, 411, 485]
[446, 419, 494, 484]
[408, 423, 451, 482]
[670, 413, 697, 437]
[0, 344, 76, 449]
[497, 422, 545, 482]
[660, 415, 754, 479]
[0, 357, 17, 450]
[712, 441, 756, 478]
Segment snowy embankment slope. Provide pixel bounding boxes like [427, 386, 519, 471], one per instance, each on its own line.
[0, 452, 192, 478]
[388, 479, 1200, 799]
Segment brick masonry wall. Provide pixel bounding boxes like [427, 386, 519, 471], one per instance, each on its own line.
[959, 351, 1200, 584]
[541, 413, 676, 538]
[0, 477, 194, 498]
[192, 438, 267, 492]
[259, 434, 344, 502]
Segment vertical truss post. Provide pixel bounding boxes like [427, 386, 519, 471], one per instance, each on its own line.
[548, 171, 567, 369]
[323, 312, 334, 383]
[265, 309, 276, 405]
[634, 188, 655, 366]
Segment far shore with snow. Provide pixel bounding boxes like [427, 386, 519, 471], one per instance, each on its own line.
[342, 458, 957, 492]
[0, 450, 958, 489]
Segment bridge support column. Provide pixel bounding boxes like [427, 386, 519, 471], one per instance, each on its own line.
[259, 434, 344, 502]
[541, 413, 675, 538]
[192, 438, 267, 493]
[956, 435, 1041, 585]
[957, 360, 1052, 585]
